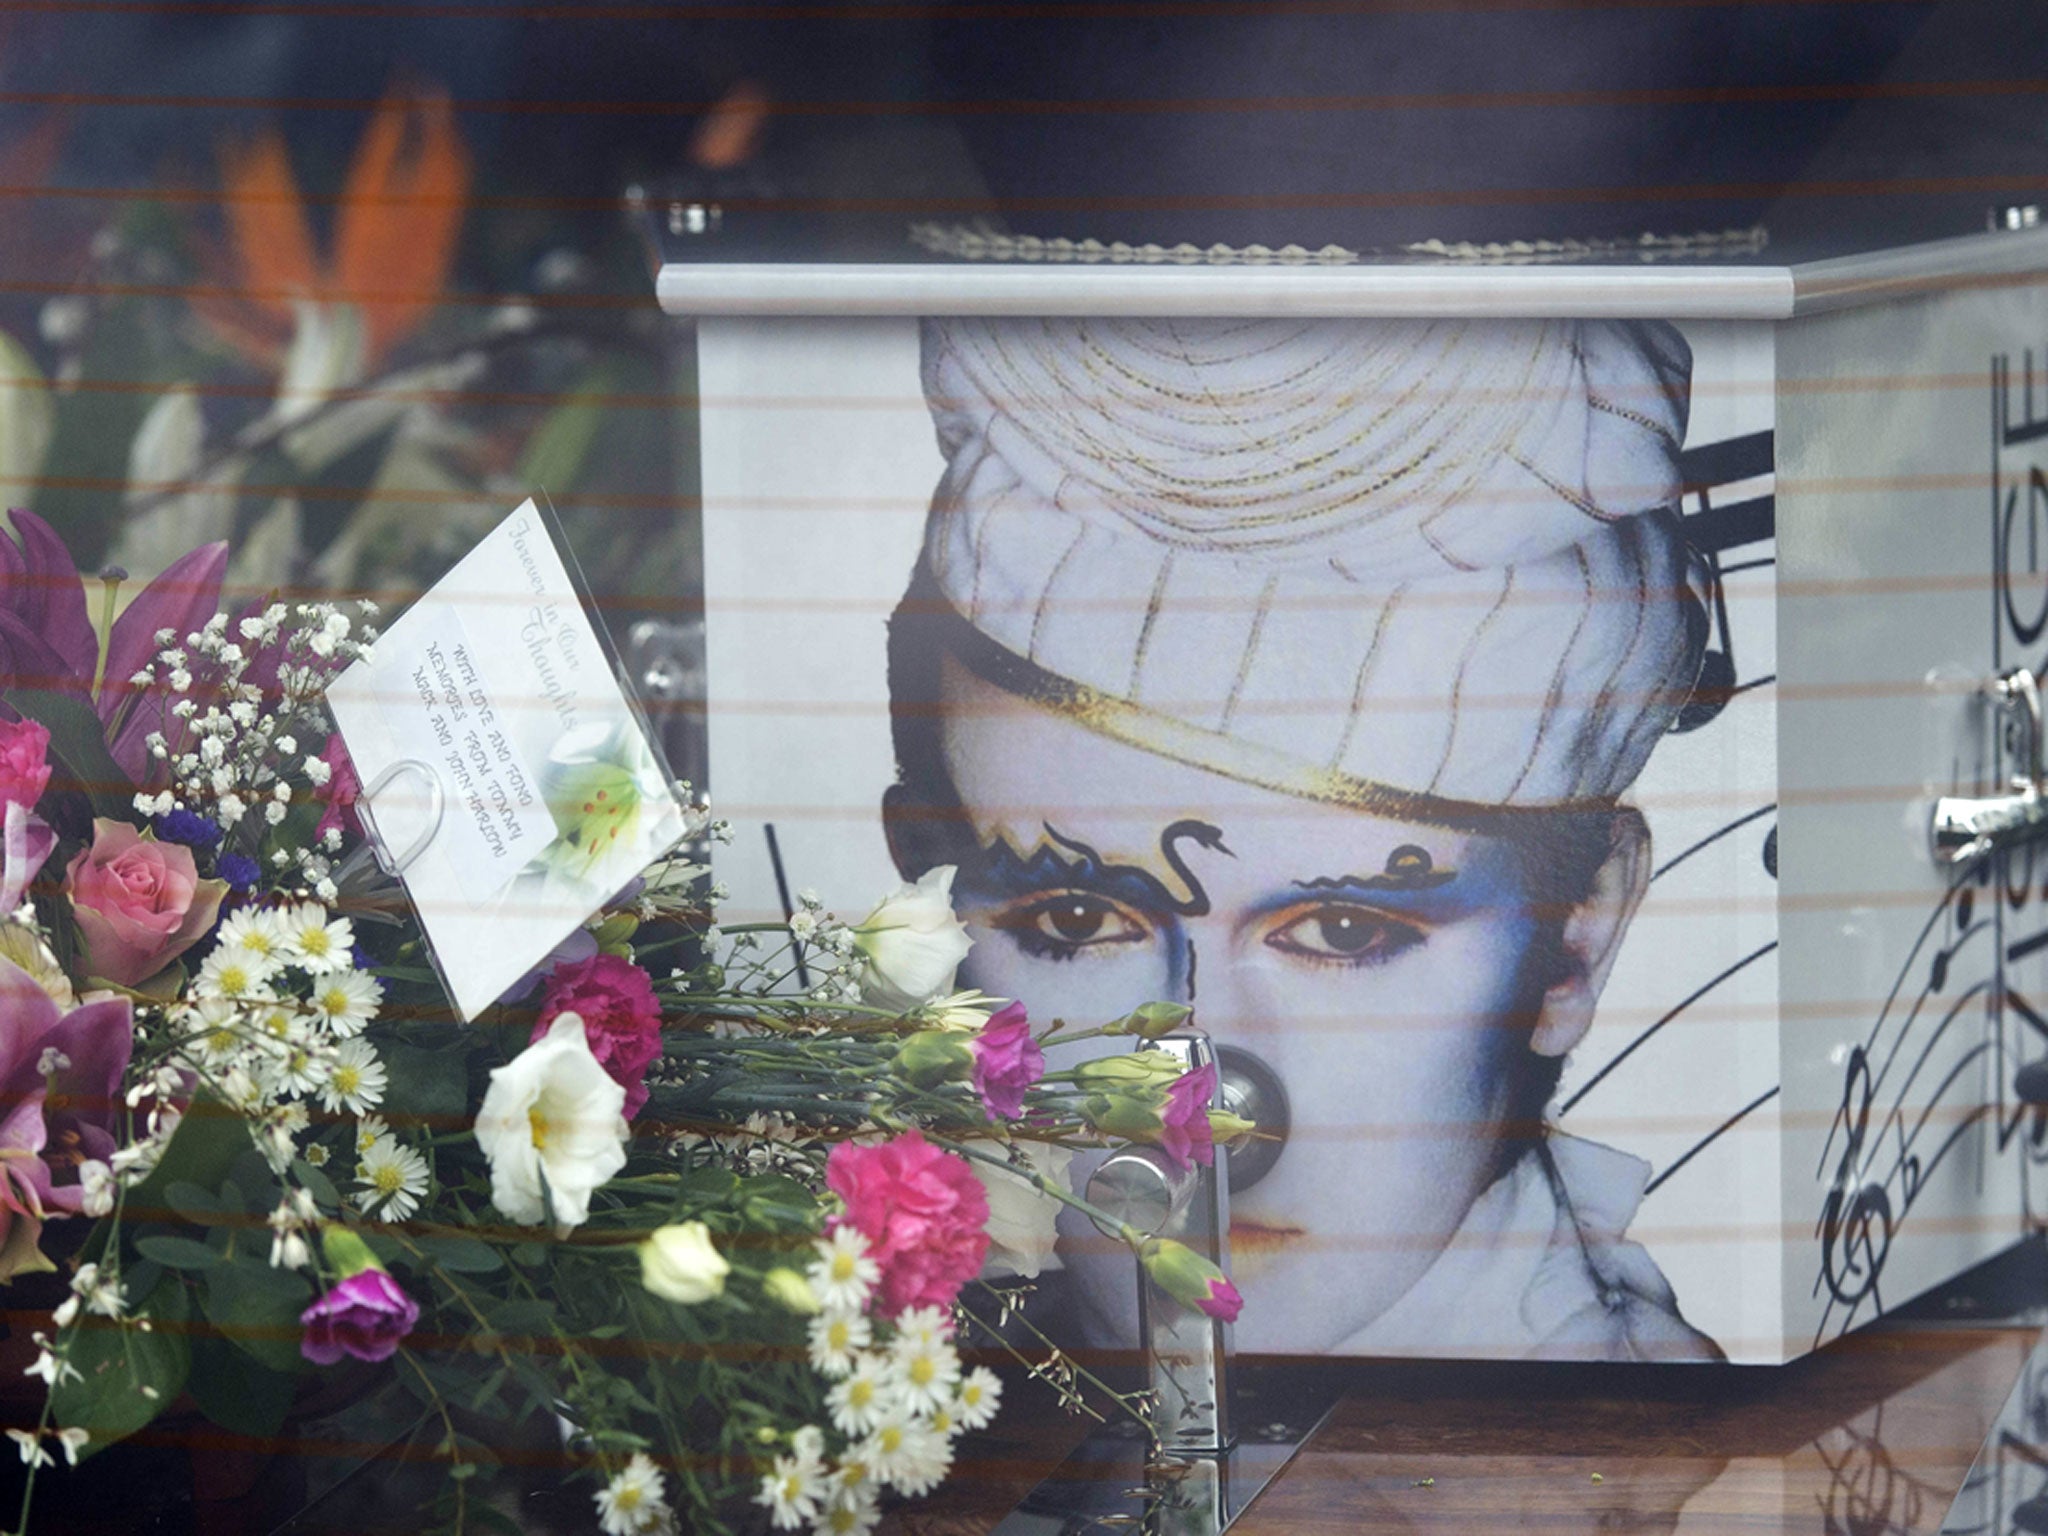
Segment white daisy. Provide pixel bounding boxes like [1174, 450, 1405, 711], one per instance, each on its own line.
[807, 1227, 879, 1316]
[193, 946, 277, 1002]
[825, 1354, 892, 1438]
[810, 1486, 880, 1536]
[806, 1310, 872, 1379]
[266, 1042, 326, 1100]
[181, 996, 246, 1062]
[356, 1137, 430, 1221]
[887, 1329, 960, 1415]
[595, 1452, 673, 1536]
[311, 971, 383, 1037]
[282, 903, 354, 974]
[317, 1038, 387, 1115]
[755, 1451, 823, 1531]
[216, 906, 289, 967]
[859, 1414, 952, 1498]
[952, 1367, 1002, 1431]
[354, 1114, 391, 1154]
[889, 1305, 954, 1352]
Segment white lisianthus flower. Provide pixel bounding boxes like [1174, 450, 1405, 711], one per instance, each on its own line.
[638, 1221, 730, 1304]
[969, 1140, 1075, 1281]
[474, 1013, 628, 1233]
[850, 866, 972, 1010]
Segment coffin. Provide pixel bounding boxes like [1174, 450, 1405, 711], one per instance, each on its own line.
[656, 225, 2048, 1364]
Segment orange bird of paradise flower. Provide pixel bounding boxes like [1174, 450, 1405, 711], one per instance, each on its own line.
[197, 86, 470, 371]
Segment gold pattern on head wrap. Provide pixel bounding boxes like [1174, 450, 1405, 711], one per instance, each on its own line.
[929, 592, 1620, 834]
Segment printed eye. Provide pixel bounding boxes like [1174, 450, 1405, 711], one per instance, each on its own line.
[988, 892, 1151, 958]
[1262, 903, 1422, 966]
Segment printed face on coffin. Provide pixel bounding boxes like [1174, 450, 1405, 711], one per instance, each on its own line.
[886, 654, 1650, 1354]
[884, 313, 1720, 1358]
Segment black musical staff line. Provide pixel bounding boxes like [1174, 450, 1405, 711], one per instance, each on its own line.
[1651, 802, 1777, 883]
[1641, 1085, 1779, 1199]
[1558, 942, 1777, 1117]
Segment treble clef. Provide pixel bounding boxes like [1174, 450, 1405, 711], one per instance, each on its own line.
[1818, 1046, 1895, 1309]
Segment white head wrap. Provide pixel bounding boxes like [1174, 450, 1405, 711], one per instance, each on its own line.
[916, 315, 1707, 816]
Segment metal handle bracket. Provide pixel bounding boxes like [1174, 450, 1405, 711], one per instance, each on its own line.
[1932, 668, 2048, 866]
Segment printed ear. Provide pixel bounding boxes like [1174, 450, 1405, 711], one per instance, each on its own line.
[1529, 814, 1651, 1059]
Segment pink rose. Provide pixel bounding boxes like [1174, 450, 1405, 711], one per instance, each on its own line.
[299, 1269, 421, 1364]
[534, 953, 663, 1119]
[1157, 1064, 1217, 1176]
[0, 718, 50, 812]
[64, 817, 227, 987]
[970, 1001, 1043, 1122]
[826, 1131, 990, 1315]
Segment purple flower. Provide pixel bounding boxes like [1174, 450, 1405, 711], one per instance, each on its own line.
[299, 1269, 421, 1364]
[0, 957, 133, 1280]
[1157, 1064, 1217, 1176]
[217, 852, 259, 891]
[969, 1001, 1044, 1122]
[153, 809, 221, 849]
[0, 510, 226, 785]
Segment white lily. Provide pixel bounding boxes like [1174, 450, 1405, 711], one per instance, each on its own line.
[474, 1012, 628, 1233]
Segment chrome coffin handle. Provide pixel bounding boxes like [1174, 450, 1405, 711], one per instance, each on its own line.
[1932, 668, 2048, 866]
[1084, 1033, 1233, 1458]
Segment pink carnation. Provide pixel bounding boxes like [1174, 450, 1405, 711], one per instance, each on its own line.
[299, 1269, 420, 1364]
[1158, 1064, 1217, 1176]
[0, 718, 50, 813]
[826, 1131, 990, 1315]
[534, 952, 663, 1119]
[970, 1001, 1043, 1122]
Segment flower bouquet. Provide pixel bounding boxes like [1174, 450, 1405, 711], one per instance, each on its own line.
[0, 510, 1248, 1535]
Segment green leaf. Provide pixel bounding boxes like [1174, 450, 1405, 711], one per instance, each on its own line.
[51, 1274, 191, 1456]
[1, 688, 132, 818]
[462, 1500, 526, 1536]
[186, 1333, 298, 1440]
[413, 1234, 503, 1274]
[201, 1260, 312, 1374]
[740, 1173, 818, 1230]
[161, 1181, 225, 1224]
[510, 1242, 548, 1268]
[674, 1166, 739, 1205]
[378, 1039, 471, 1137]
[134, 1234, 224, 1270]
[482, 1299, 555, 1337]
[121, 1096, 249, 1226]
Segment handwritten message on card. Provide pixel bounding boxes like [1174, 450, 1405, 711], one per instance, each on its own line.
[398, 608, 554, 901]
